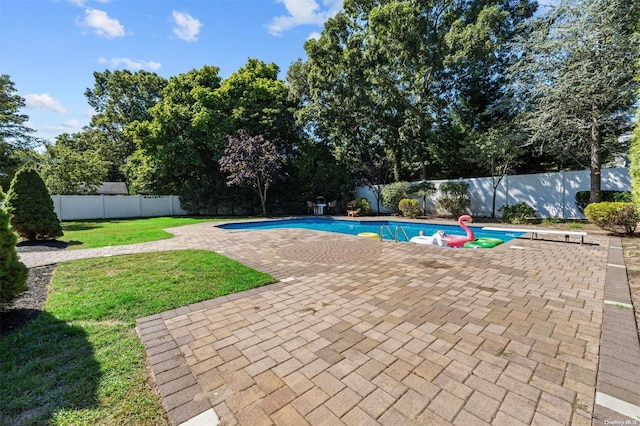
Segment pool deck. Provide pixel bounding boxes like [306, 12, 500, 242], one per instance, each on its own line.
[18, 217, 640, 425]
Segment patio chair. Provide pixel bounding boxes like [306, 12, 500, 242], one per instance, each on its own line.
[327, 200, 337, 214]
[307, 200, 316, 214]
[346, 200, 360, 217]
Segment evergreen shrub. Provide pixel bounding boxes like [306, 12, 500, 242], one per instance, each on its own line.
[5, 166, 63, 241]
[0, 190, 28, 305]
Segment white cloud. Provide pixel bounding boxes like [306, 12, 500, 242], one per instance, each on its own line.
[172, 11, 202, 42]
[67, 0, 110, 5]
[24, 94, 68, 114]
[62, 119, 81, 129]
[307, 31, 321, 40]
[79, 8, 125, 38]
[268, 0, 342, 36]
[98, 57, 162, 71]
[41, 119, 83, 136]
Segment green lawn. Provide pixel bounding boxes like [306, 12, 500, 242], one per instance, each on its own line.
[0, 250, 276, 425]
[60, 217, 227, 249]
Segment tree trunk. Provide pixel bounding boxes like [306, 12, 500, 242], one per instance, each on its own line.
[590, 123, 602, 203]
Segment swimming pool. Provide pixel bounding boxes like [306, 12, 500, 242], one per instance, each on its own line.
[217, 218, 524, 244]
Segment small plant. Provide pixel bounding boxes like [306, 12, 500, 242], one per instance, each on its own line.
[436, 181, 470, 217]
[584, 202, 639, 234]
[356, 197, 371, 216]
[500, 202, 537, 224]
[398, 198, 420, 218]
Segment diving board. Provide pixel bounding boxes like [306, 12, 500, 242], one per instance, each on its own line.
[482, 227, 587, 244]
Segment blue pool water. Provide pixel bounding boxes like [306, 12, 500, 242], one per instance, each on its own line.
[217, 218, 523, 244]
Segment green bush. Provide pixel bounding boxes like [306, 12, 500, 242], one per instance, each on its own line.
[584, 202, 639, 234]
[381, 182, 410, 214]
[0, 190, 28, 306]
[500, 202, 537, 224]
[575, 190, 632, 213]
[398, 198, 420, 218]
[5, 166, 63, 241]
[435, 181, 470, 217]
[356, 197, 371, 216]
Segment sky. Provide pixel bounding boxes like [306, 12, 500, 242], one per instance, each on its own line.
[0, 0, 343, 143]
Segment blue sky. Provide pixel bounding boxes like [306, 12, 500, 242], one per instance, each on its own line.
[0, 0, 342, 143]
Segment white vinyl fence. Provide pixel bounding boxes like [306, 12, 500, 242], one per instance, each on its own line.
[355, 167, 631, 219]
[51, 195, 187, 221]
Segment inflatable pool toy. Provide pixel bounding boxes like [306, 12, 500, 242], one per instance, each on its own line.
[463, 237, 504, 249]
[446, 215, 475, 247]
[409, 235, 436, 244]
[410, 230, 447, 246]
[358, 232, 380, 239]
[478, 237, 504, 245]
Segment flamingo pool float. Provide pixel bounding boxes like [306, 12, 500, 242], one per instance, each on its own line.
[409, 215, 475, 247]
[446, 215, 475, 247]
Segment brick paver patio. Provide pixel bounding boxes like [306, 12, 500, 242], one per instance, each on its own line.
[18, 218, 640, 425]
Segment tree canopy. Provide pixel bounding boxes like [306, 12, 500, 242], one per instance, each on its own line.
[4, 0, 638, 216]
[0, 75, 36, 149]
[288, 0, 536, 181]
[126, 59, 298, 213]
[509, 0, 640, 202]
[40, 132, 109, 195]
[0, 75, 39, 189]
[83, 69, 167, 181]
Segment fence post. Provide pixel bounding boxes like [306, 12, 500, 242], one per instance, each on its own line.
[505, 175, 509, 209]
[561, 170, 566, 219]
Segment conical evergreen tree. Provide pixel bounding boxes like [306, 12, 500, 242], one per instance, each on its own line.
[0, 189, 28, 311]
[5, 166, 63, 241]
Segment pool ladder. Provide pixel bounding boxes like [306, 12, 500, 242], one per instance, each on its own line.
[379, 225, 410, 242]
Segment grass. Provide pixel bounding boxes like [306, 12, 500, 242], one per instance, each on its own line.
[60, 217, 226, 249]
[0, 250, 276, 425]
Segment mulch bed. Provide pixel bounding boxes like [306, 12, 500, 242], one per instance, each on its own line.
[0, 241, 67, 336]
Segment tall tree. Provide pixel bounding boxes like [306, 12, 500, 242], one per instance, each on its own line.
[218, 59, 298, 156]
[126, 65, 224, 199]
[84, 70, 167, 181]
[0, 75, 36, 149]
[509, 0, 640, 203]
[289, 0, 535, 181]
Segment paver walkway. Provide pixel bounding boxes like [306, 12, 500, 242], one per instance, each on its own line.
[18, 219, 640, 425]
